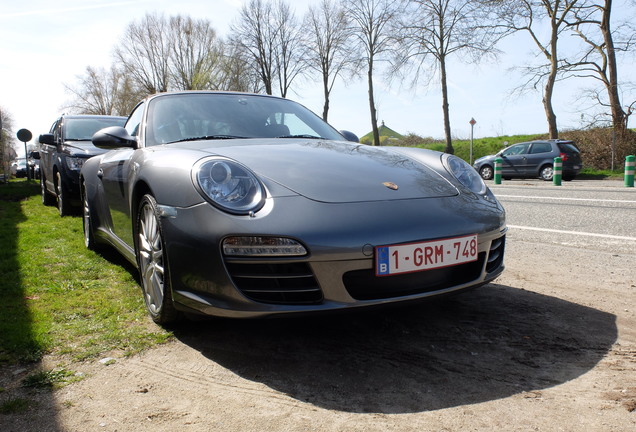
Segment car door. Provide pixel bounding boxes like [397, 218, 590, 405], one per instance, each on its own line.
[98, 103, 145, 248]
[500, 143, 530, 177]
[39, 118, 60, 193]
[526, 142, 553, 175]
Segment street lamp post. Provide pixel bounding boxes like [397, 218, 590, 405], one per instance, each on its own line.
[17, 128, 33, 181]
[469, 118, 476, 165]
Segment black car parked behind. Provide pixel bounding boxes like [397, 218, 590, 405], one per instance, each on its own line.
[35, 115, 127, 216]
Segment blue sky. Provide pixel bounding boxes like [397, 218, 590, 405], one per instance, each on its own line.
[1, 0, 634, 157]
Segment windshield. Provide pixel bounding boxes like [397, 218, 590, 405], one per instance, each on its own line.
[64, 117, 126, 141]
[146, 93, 344, 146]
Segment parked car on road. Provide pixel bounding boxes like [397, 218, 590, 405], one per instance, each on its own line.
[27, 151, 40, 179]
[473, 139, 582, 181]
[36, 114, 126, 215]
[11, 158, 28, 178]
[82, 91, 507, 324]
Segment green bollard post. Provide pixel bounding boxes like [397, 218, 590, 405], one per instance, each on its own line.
[494, 158, 502, 185]
[553, 157, 562, 186]
[625, 155, 635, 187]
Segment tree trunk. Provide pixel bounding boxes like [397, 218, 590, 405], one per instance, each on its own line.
[544, 17, 559, 139]
[601, 0, 626, 134]
[543, 73, 558, 139]
[368, 59, 380, 146]
[440, 56, 453, 154]
[322, 72, 330, 121]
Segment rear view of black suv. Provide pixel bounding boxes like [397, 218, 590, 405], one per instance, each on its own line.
[473, 139, 582, 181]
[36, 115, 126, 215]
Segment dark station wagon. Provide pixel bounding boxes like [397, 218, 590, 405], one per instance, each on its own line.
[473, 140, 582, 181]
[36, 115, 126, 215]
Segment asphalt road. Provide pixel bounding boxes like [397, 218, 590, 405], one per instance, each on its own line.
[489, 178, 636, 255]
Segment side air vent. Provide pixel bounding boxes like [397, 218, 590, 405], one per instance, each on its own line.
[486, 235, 505, 273]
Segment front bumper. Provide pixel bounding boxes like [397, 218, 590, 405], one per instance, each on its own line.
[159, 193, 506, 318]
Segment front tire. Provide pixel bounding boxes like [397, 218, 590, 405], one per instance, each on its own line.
[136, 194, 179, 325]
[56, 171, 72, 216]
[81, 181, 100, 251]
[539, 165, 553, 181]
[41, 173, 55, 206]
[479, 165, 494, 180]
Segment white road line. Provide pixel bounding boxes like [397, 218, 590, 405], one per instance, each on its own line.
[496, 194, 636, 204]
[507, 225, 636, 242]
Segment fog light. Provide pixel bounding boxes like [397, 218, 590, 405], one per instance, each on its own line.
[222, 236, 307, 257]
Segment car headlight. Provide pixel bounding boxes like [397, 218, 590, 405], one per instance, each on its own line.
[193, 157, 265, 215]
[444, 155, 487, 195]
[65, 157, 85, 171]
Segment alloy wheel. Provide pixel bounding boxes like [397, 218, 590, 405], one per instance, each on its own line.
[138, 199, 166, 316]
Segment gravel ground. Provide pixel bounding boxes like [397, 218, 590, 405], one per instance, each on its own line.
[2, 224, 635, 432]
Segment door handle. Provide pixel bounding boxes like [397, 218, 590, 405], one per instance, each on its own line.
[97, 169, 103, 179]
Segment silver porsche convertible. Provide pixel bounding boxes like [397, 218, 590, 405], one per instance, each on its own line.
[81, 91, 506, 324]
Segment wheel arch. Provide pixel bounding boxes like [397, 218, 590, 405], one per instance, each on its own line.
[131, 180, 154, 234]
[538, 162, 553, 173]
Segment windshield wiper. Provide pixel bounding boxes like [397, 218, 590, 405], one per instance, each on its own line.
[172, 135, 245, 143]
[277, 134, 322, 139]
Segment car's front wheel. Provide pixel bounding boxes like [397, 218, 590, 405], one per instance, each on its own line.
[479, 165, 494, 180]
[136, 194, 179, 325]
[539, 164, 554, 181]
[41, 173, 55, 206]
[81, 181, 99, 251]
[55, 171, 71, 216]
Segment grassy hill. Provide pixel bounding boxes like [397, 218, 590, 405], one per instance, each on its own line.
[359, 123, 404, 145]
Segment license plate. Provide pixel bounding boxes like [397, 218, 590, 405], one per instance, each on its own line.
[375, 234, 478, 276]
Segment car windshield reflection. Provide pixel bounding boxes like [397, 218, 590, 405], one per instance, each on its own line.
[145, 93, 343, 146]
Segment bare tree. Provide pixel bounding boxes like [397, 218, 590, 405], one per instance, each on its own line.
[492, 0, 582, 139]
[565, 0, 636, 132]
[396, 0, 506, 154]
[0, 107, 17, 181]
[346, 0, 400, 146]
[272, 1, 305, 98]
[114, 13, 172, 94]
[169, 15, 225, 90]
[63, 66, 142, 116]
[230, 0, 304, 97]
[231, 0, 278, 95]
[304, 0, 357, 121]
[219, 43, 264, 93]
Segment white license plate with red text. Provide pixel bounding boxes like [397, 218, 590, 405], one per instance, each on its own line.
[375, 234, 478, 276]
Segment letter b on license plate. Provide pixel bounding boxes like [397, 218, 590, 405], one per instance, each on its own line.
[376, 234, 478, 276]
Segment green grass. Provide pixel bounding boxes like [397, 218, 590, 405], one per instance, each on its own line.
[0, 179, 171, 365]
[0, 397, 33, 414]
[578, 167, 625, 179]
[21, 368, 79, 389]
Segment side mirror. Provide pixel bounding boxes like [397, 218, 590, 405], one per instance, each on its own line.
[92, 126, 136, 149]
[339, 130, 359, 143]
[39, 133, 55, 145]
[30, 151, 40, 160]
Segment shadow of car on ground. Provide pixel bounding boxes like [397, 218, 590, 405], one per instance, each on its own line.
[169, 283, 616, 414]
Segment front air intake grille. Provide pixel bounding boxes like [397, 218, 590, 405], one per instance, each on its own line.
[225, 262, 323, 304]
[486, 235, 505, 274]
[343, 254, 486, 301]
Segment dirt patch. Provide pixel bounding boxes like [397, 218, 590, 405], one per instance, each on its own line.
[2, 233, 635, 431]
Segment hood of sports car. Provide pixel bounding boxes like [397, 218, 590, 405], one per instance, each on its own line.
[189, 139, 459, 203]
